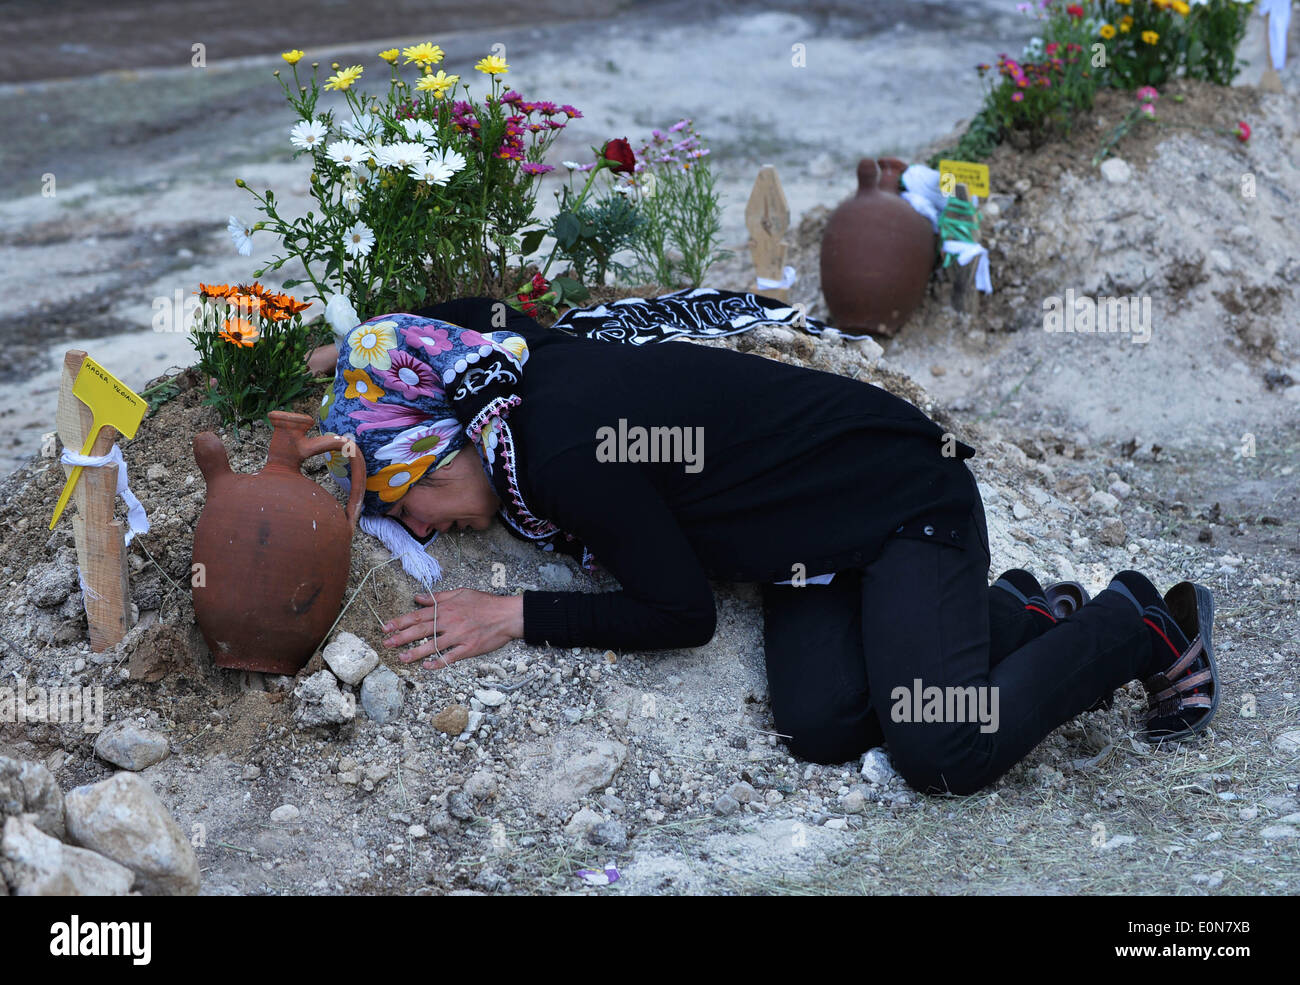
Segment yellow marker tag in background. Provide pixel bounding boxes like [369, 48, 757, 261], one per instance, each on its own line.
[938, 160, 991, 198]
[49, 356, 148, 530]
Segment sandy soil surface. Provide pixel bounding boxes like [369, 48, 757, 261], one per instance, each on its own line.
[0, 2, 1297, 896]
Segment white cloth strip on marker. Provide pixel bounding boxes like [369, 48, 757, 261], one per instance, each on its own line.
[756, 266, 798, 291]
[58, 445, 150, 545]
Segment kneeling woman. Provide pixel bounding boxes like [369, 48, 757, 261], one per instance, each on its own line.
[316, 297, 1219, 795]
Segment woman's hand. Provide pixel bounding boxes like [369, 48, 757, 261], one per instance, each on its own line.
[307, 343, 339, 376]
[381, 589, 524, 670]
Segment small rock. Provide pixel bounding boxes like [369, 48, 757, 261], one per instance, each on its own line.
[322, 631, 379, 685]
[432, 704, 469, 735]
[93, 723, 170, 772]
[1207, 249, 1233, 273]
[1239, 806, 1259, 821]
[1259, 825, 1296, 840]
[728, 781, 756, 804]
[25, 557, 78, 608]
[360, 666, 404, 724]
[0, 756, 65, 839]
[564, 807, 603, 838]
[292, 670, 356, 728]
[446, 791, 474, 821]
[1272, 729, 1300, 755]
[269, 804, 300, 824]
[474, 689, 507, 708]
[538, 563, 574, 587]
[1108, 480, 1131, 499]
[1013, 177, 1032, 194]
[860, 748, 897, 786]
[713, 793, 739, 816]
[408, 824, 428, 839]
[1101, 834, 1137, 850]
[240, 765, 261, 781]
[463, 770, 498, 801]
[2, 815, 135, 896]
[840, 790, 868, 814]
[1098, 517, 1127, 547]
[1088, 491, 1120, 515]
[588, 819, 628, 849]
[648, 769, 661, 790]
[598, 794, 626, 815]
[146, 463, 168, 482]
[64, 772, 199, 895]
[1099, 158, 1131, 184]
[1012, 501, 1030, 521]
[824, 817, 848, 830]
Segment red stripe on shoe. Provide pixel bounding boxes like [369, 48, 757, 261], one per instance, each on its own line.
[1143, 616, 1183, 661]
[1025, 604, 1057, 623]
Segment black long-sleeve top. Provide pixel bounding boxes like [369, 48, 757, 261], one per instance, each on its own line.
[417, 299, 978, 652]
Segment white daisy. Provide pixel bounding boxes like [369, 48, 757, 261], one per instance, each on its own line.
[343, 221, 375, 259]
[377, 141, 427, 170]
[400, 119, 437, 144]
[430, 147, 466, 176]
[409, 158, 455, 185]
[326, 138, 371, 172]
[227, 215, 253, 256]
[341, 186, 362, 214]
[562, 160, 581, 170]
[289, 119, 328, 150]
[340, 112, 381, 140]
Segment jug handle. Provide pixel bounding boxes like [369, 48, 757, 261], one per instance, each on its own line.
[298, 434, 367, 529]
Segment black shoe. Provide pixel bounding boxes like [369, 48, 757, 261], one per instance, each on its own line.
[1141, 581, 1220, 742]
[992, 569, 1057, 625]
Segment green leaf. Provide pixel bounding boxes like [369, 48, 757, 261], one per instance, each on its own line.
[552, 276, 589, 303]
[519, 228, 547, 255]
[554, 211, 581, 249]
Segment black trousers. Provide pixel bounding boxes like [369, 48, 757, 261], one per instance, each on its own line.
[760, 467, 1152, 794]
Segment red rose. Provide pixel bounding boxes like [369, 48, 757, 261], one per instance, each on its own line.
[1066, 4, 1083, 18]
[1236, 121, 1251, 142]
[601, 137, 636, 174]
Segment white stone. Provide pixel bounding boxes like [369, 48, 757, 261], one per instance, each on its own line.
[322, 631, 379, 685]
[64, 772, 199, 895]
[1100, 158, 1131, 184]
[2, 815, 135, 896]
[860, 748, 897, 786]
[93, 723, 170, 771]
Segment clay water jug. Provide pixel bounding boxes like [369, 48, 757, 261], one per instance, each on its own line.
[820, 157, 936, 338]
[191, 411, 366, 674]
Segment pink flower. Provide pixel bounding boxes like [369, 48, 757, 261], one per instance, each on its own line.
[1136, 85, 1160, 104]
[378, 349, 442, 399]
[520, 161, 554, 175]
[559, 104, 582, 118]
[1012, 91, 1025, 102]
[1139, 103, 1155, 118]
[401, 324, 452, 356]
[1236, 121, 1251, 142]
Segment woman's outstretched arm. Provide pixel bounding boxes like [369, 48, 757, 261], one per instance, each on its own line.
[520, 447, 717, 651]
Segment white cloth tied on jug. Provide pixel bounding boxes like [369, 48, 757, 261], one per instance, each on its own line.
[755, 266, 798, 291]
[58, 444, 150, 545]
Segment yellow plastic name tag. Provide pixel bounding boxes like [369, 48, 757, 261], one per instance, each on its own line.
[938, 160, 990, 198]
[49, 357, 148, 529]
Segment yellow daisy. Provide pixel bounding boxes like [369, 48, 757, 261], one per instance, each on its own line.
[1172, 0, 1189, 13]
[347, 319, 398, 370]
[378, 48, 399, 64]
[474, 54, 509, 76]
[1141, 30, 1159, 45]
[415, 70, 459, 97]
[324, 64, 364, 91]
[281, 49, 305, 65]
[1120, 15, 1133, 32]
[367, 456, 437, 502]
[402, 42, 444, 68]
[1099, 24, 1116, 39]
[342, 368, 384, 402]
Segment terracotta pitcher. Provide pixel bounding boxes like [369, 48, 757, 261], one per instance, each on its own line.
[819, 157, 937, 338]
[191, 411, 366, 675]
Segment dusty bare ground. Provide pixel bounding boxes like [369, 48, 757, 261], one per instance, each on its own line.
[2, 26, 1298, 895]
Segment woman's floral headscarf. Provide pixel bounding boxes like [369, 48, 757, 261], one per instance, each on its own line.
[320, 312, 538, 584]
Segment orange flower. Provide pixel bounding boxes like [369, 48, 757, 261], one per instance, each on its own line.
[366, 456, 437, 502]
[241, 281, 273, 298]
[197, 282, 234, 299]
[220, 316, 260, 346]
[263, 307, 292, 322]
[269, 293, 311, 314]
[227, 294, 265, 318]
